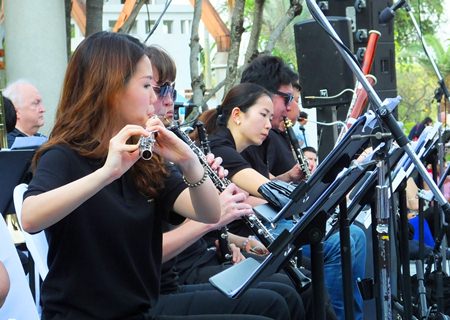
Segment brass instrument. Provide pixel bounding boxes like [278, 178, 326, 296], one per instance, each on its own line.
[283, 117, 311, 179]
[0, 91, 8, 149]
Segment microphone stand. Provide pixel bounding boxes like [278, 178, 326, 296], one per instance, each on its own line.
[305, 0, 450, 317]
[304, 0, 450, 221]
[400, 0, 450, 273]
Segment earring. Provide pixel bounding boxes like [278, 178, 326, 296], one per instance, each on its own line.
[236, 120, 241, 125]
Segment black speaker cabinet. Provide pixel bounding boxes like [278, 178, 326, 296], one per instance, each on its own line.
[319, 0, 397, 97]
[294, 17, 355, 109]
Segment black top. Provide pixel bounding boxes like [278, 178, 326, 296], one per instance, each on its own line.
[7, 128, 46, 148]
[208, 127, 268, 236]
[24, 144, 186, 320]
[241, 129, 295, 177]
[209, 126, 270, 178]
[161, 223, 216, 291]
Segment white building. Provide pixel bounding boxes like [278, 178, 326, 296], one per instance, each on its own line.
[71, 0, 206, 101]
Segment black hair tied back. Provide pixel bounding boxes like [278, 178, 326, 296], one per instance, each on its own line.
[216, 104, 226, 126]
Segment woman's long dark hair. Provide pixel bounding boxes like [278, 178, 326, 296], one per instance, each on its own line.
[34, 32, 166, 197]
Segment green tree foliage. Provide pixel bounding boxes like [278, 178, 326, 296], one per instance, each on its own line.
[394, 0, 444, 48]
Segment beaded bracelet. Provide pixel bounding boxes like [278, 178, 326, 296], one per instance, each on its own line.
[182, 167, 208, 188]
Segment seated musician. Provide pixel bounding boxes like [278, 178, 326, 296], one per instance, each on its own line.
[145, 44, 308, 320]
[200, 54, 367, 320]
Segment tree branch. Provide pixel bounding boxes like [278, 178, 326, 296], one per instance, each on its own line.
[263, 0, 302, 54]
[190, 0, 205, 105]
[244, 0, 265, 65]
[223, 0, 246, 94]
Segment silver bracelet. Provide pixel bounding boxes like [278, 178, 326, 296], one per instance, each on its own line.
[182, 167, 208, 188]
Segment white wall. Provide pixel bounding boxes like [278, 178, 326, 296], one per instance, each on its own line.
[72, 1, 196, 100]
[4, 0, 67, 136]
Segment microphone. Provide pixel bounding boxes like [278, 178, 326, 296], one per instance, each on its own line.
[378, 0, 406, 24]
[174, 101, 198, 109]
[174, 102, 198, 124]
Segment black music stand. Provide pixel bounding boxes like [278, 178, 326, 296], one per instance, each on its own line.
[210, 147, 375, 319]
[254, 111, 379, 224]
[0, 150, 35, 215]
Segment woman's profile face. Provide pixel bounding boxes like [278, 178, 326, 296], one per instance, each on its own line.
[238, 95, 273, 146]
[116, 55, 157, 128]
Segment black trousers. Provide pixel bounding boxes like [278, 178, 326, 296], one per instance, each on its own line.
[152, 282, 302, 320]
[179, 258, 336, 320]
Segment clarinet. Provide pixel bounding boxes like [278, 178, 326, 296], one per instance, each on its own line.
[283, 117, 311, 179]
[195, 122, 233, 262]
[194, 122, 276, 246]
[192, 123, 312, 290]
[169, 123, 232, 261]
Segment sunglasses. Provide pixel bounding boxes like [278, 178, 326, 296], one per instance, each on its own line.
[273, 90, 294, 107]
[152, 82, 177, 100]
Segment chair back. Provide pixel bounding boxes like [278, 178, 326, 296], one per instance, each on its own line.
[13, 183, 49, 279]
[0, 215, 40, 319]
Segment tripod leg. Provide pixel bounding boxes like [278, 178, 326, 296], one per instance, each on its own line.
[311, 240, 326, 320]
[339, 200, 355, 319]
[398, 185, 413, 319]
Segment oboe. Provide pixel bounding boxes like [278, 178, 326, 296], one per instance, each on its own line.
[195, 122, 232, 262]
[169, 123, 232, 261]
[192, 123, 311, 289]
[283, 117, 311, 179]
[194, 121, 276, 246]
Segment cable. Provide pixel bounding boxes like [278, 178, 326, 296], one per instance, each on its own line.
[308, 119, 348, 130]
[304, 88, 355, 100]
[144, 0, 173, 43]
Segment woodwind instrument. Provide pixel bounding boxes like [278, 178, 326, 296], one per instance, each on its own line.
[335, 30, 380, 145]
[0, 92, 8, 149]
[192, 122, 311, 289]
[195, 121, 232, 262]
[283, 117, 311, 180]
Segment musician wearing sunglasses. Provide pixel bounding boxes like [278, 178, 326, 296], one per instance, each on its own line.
[145, 45, 306, 320]
[237, 55, 367, 320]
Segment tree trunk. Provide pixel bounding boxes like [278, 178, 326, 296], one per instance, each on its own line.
[86, 0, 103, 36]
[189, 0, 205, 108]
[263, 0, 302, 54]
[223, 0, 246, 94]
[244, 0, 265, 65]
[65, 0, 72, 60]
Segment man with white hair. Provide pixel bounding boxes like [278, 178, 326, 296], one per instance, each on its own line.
[4, 80, 46, 148]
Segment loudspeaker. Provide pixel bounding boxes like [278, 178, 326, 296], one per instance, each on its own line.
[294, 17, 355, 109]
[320, 0, 397, 98]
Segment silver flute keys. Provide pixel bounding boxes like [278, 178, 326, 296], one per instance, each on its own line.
[139, 131, 157, 160]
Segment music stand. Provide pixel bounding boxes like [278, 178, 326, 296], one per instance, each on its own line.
[210, 156, 374, 318]
[0, 150, 35, 215]
[325, 144, 404, 240]
[254, 111, 379, 224]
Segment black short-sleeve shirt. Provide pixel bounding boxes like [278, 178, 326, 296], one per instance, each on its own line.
[241, 129, 295, 177]
[24, 144, 186, 320]
[209, 127, 270, 178]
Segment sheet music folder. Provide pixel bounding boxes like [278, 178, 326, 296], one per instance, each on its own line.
[0, 149, 35, 214]
[253, 111, 378, 224]
[210, 161, 371, 298]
